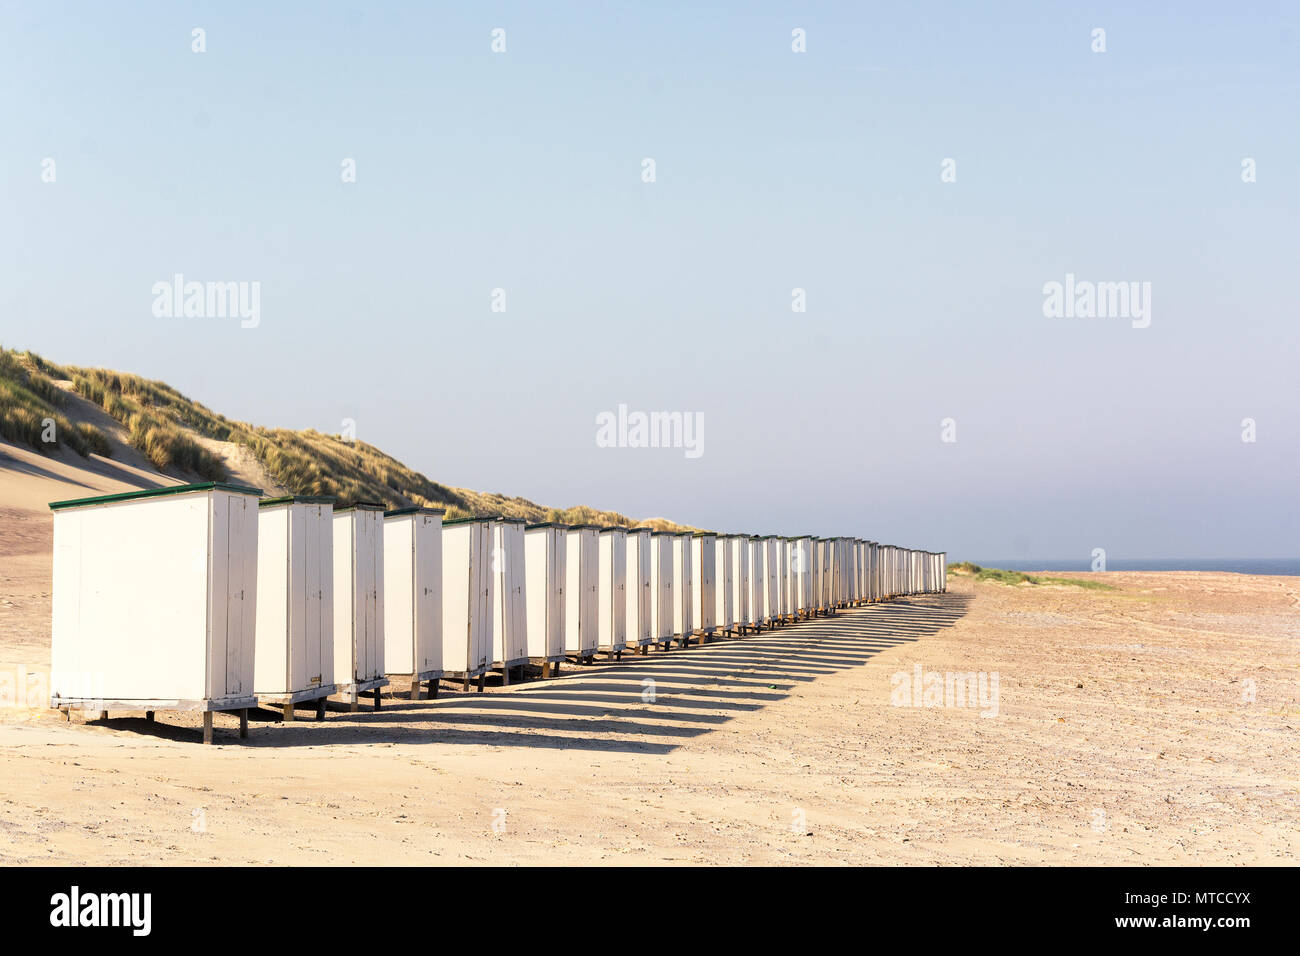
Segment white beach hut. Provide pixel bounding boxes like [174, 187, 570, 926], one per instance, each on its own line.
[803, 539, 816, 609]
[382, 507, 444, 700]
[864, 541, 874, 602]
[773, 538, 788, 623]
[714, 534, 734, 636]
[597, 526, 628, 659]
[442, 516, 494, 691]
[490, 517, 529, 683]
[691, 532, 717, 642]
[830, 538, 845, 608]
[649, 531, 676, 650]
[333, 502, 388, 710]
[854, 539, 865, 605]
[49, 482, 261, 744]
[842, 538, 853, 606]
[624, 528, 653, 653]
[524, 523, 567, 677]
[673, 531, 694, 646]
[859, 540, 867, 602]
[874, 543, 882, 599]
[749, 535, 768, 630]
[810, 538, 825, 613]
[255, 495, 336, 721]
[564, 525, 600, 662]
[818, 538, 834, 613]
[730, 534, 751, 634]
[762, 536, 781, 625]
[791, 536, 814, 618]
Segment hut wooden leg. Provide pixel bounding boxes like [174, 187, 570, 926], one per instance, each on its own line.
[463, 675, 469, 693]
[410, 677, 422, 701]
[316, 698, 326, 721]
[639, 645, 647, 656]
[284, 702, 294, 722]
[349, 691, 358, 713]
[428, 680, 438, 699]
[541, 662, 550, 679]
[238, 708, 248, 739]
[552, 662, 560, 677]
[477, 674, 486, 694]
[145, 711, 155, 722]
[202, 711, 214, 745]
[503, 666, 511, 687]
[63, 707, 71, 722]
[373, 689, 382, 710]
[98, 710, 108, 721]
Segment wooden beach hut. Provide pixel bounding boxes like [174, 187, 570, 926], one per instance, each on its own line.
[255, 495, 337, 721]
[48, 482, 262, 744]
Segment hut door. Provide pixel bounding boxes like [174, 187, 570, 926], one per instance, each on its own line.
[304, 506, 323, 686]
[640, 541, 650, 636]
[416, 516, 436, 672]
[551, 533, 565, 656]
[362, 515, 379, 680]
[225, 496, 249, 696]
[473, 524, 491, 671]
[613, 536, 626, 641]
[510, 528, 526, 661]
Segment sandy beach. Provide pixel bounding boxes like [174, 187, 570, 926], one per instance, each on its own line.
[1, 460, 1296, 864]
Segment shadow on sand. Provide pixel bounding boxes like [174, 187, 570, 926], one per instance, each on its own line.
[88, 592, 971, 751]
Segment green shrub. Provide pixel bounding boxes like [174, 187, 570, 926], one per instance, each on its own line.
[947, 562, 1114, 591]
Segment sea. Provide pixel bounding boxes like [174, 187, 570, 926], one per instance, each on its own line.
[966, 558, 1300, 577]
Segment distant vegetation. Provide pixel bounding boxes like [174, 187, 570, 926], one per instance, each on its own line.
[947, 562, 1114, 591]
[0, 349, 112, 459]
[0, 346, 688, 528]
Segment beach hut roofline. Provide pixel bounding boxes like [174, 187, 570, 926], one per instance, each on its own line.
[334, 501, 386, 513]
[383, 506, 446, 518]
[50, 481, 263, 511]
[260, 495, 336, 508]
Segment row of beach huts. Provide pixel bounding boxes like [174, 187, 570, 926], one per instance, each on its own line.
[47, 482, 946, 743]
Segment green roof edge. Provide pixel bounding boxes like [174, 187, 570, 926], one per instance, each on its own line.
[50, 481, 263, 511]
[384, 506, 446, 518]
[260, 495, 336, 508]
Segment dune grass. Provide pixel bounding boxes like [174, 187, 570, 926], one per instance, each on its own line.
[4, 346, 690, 526]
[68, 367, 227, 480]
[947, 562, 1114, 591]
[0, 349, 112, 459]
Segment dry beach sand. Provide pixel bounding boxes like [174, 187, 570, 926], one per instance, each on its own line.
[1, 440, 1297, 865]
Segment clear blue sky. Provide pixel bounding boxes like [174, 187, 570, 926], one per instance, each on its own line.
[3, 2, 1297, 560]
